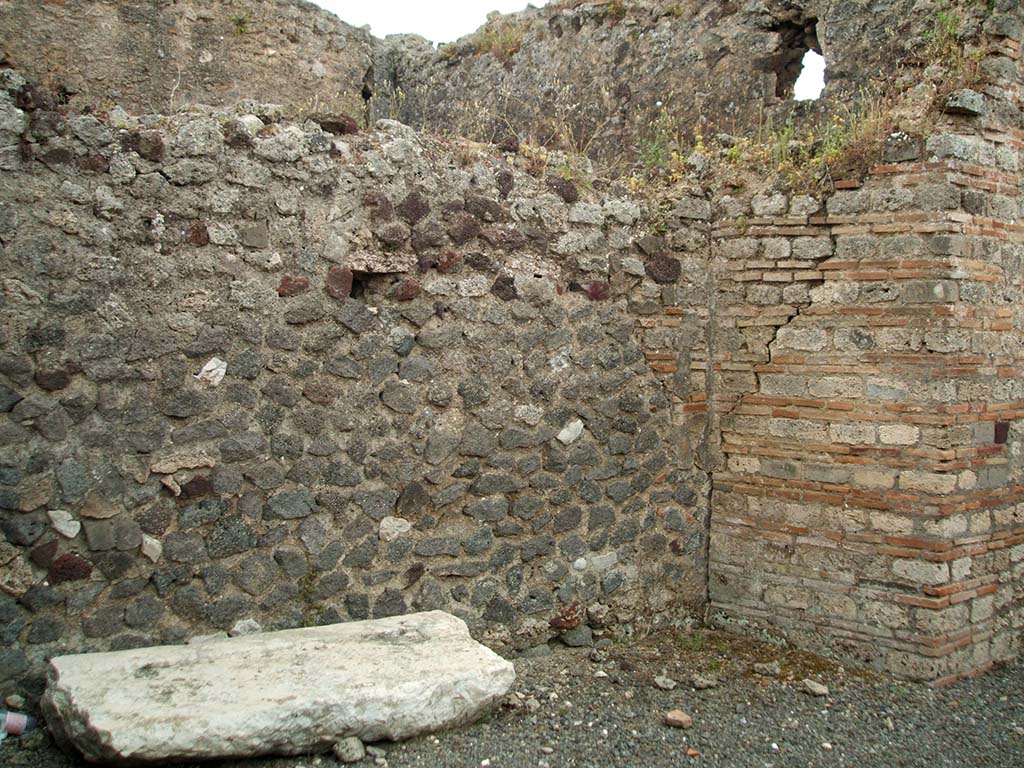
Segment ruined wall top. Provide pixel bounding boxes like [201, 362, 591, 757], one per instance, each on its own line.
[0, 0, 375, 119]
[3, 1, 1020, 171]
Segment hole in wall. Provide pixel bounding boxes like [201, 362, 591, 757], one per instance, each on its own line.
[794, 50, 826, 101]
[768, 17, 822, 99]
[350, 271, 372, 299]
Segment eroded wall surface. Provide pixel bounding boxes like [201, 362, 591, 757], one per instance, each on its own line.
[0, 0, 374, 119]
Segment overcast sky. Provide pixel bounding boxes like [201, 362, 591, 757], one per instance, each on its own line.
[310, 1, 548, 43]
[309, 1, 824, 99]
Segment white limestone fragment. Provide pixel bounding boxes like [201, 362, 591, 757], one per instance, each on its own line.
[42, 612, 515, 764]
[379, 516, 413, 542]
[556, 419, 584, 445]
[48, 510, 81, 539]
[194, 357, 227, 386]
[140, 535, 162, 563]
[229, 619, 263, 637]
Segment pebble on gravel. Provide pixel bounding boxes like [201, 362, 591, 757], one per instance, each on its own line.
[801, 679, 829, 697]
[691, 673, 718, 689]
[333, 736, 365, 763]
[654, 675, 677, 691]
[753, 661, 781, 677]
[664, 709, 693, 729]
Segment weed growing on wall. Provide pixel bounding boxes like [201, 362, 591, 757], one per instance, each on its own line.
[454, 15, 527, 61]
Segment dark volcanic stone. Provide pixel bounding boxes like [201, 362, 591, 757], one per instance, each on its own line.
[547, 176, 579, 203]
[35, 368, 72, 391]
[2, 514, 45, 546]
[207, 515, 258, 558]
[0, 384, 23, 412]
[264, 488, 317, 520]
[397, 481, 432, 518]
[372, 589, 408, 619]
[491, 274, 518, 301]
[645, 254, 682, 284]
[26, 615, 64, 644]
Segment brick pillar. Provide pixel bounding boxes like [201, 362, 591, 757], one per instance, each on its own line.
[709, 19, 1023, 682]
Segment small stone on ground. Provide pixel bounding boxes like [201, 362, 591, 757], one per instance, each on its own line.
[333, 737, 365, 763]
[664, 709, 693, 729]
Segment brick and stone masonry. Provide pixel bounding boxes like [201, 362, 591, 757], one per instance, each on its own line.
[708, 21, 1024, 683]
[0, 4, 1022, 699]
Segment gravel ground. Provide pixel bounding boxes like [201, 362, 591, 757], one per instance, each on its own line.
[3, 628, 1022, 768]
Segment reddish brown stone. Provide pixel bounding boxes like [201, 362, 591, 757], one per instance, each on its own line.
[480, 225, 527, 251]
[78, 154, 109, 174]
[310, 113, 359, 135]
[496, 133, 520, 154]
[405, 562, 426, 588]
[136, 130, 166, 162]
[550, 600, 586, 630]
[186, 222, 210, 246]
[496, 169, 514, 198]
[119, 129, 165, 162]
[362, 191, 394, 221]
[30, 540, 59, 568]
[995, 421, 1010, 444]
[325, 266, 354, 300]
[277, 275, 311, 297]
[585, 281, 610, 301]
[48, 552, 92, 584]
[448, 214, 481, 245]
[392, 278, 421, 301]
[436, 251, 462, 273]
[396, 191, 431, 225]
[465, 195, 506, 222]
[14, 83, 52, 112]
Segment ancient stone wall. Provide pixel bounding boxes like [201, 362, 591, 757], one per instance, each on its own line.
[0, 72, 711, 699]
[0, 0, 1021, 700]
